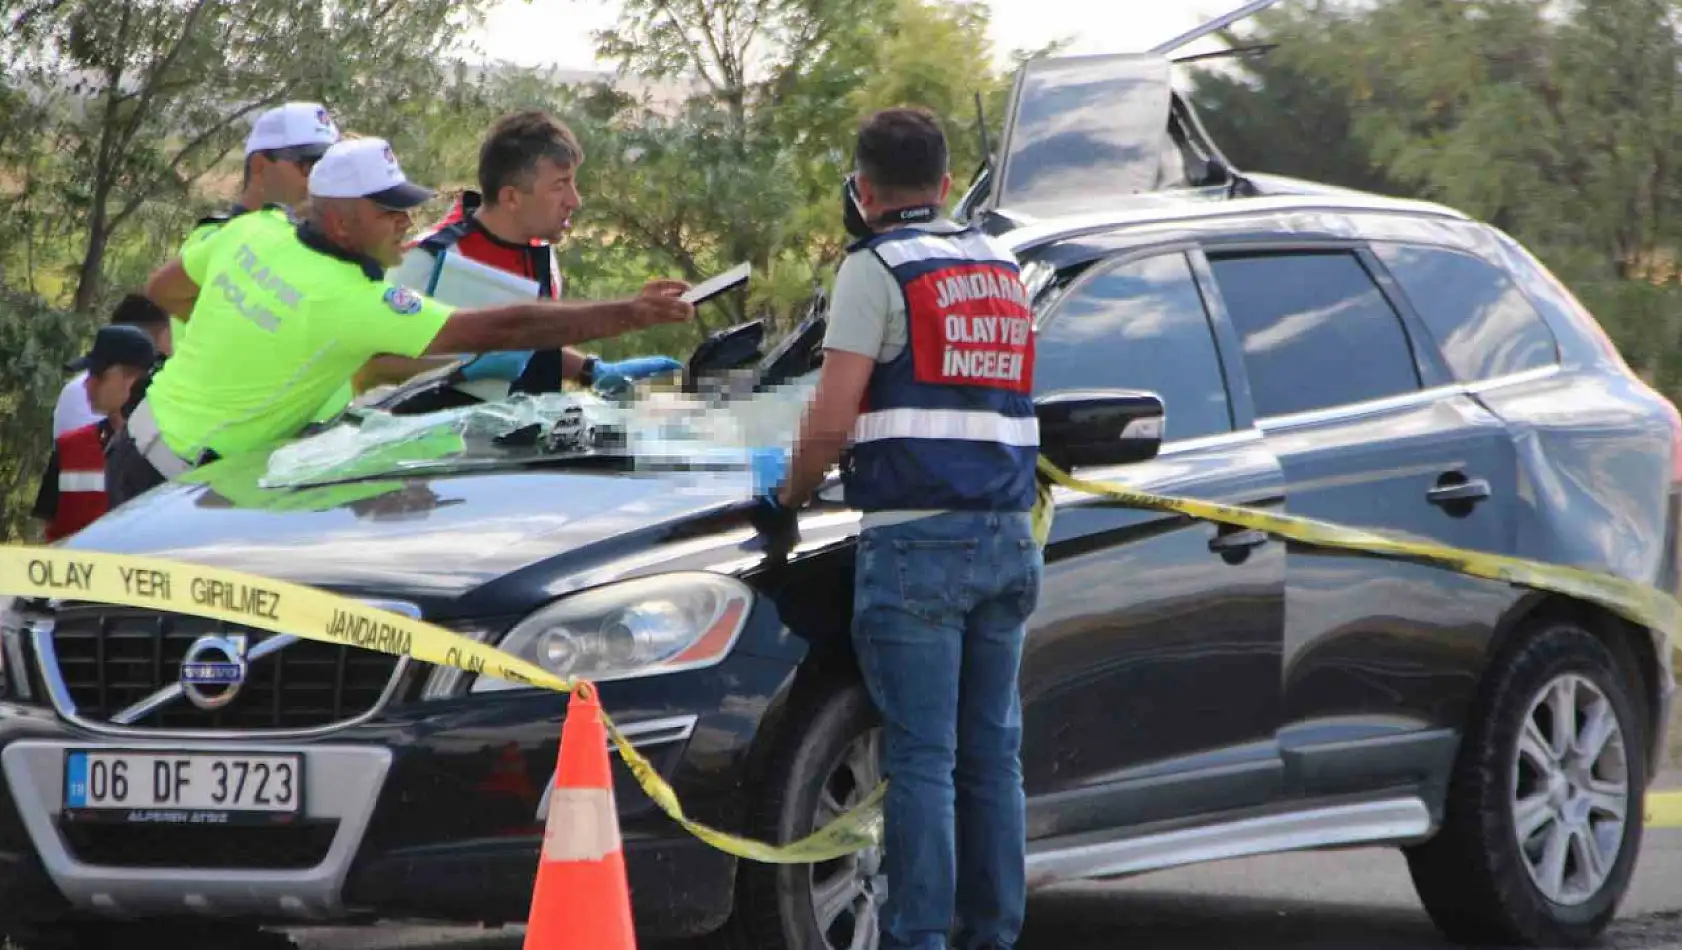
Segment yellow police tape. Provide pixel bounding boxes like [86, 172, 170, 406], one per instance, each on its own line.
[0, 548, 883, 865]
[0, 455, 1677, 866]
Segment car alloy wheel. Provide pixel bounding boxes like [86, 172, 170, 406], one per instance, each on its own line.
[1404, 619, 1647, 947]
[1510, 673, 1630, 907]
[807, 727, 885, 950]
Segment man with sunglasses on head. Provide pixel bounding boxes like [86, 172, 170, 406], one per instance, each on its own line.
[110, 137, 694, 506]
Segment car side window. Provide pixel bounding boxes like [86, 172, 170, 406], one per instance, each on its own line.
[1206, 250, 1420, 419]
[1033, 252, 1233, 443]
[1370, 242, 1561, 382]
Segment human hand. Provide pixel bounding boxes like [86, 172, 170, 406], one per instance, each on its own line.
[591, 355, 685, 396]
[749, 446, 788, 496]
[627, 284, 693, 327]
[747, 489, 799, 557]
[640, 278, 690, 299]
[460, 350, 534, 382]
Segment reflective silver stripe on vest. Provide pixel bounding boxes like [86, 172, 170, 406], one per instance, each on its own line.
[58, 471, 105, 493]
[871, 229, 1018, 270]
[852, 408, 1039, 446]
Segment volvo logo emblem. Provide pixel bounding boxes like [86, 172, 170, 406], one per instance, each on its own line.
[179, 635, 248, 710]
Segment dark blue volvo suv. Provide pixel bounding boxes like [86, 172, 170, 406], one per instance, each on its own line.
[0, 51, 1677, 950]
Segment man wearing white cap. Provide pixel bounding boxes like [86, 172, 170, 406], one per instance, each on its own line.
[181, 101, 341, 251]
[110, 137, 694, 505]
[161, 101, 341, 353]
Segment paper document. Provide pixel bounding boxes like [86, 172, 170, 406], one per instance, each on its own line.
[681, 262, 751, 306]
[390, 247, 543, 308]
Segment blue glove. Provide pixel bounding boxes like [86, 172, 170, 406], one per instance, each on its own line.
[591, 355, 684, 395]
[460, 350, 535, 383]
[750, 446, 788, 496]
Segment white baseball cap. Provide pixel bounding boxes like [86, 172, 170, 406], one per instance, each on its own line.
[245, 102, 340, 157]
[307, 137, 434, 210]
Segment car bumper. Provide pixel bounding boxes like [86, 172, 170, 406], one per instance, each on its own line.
[0, 651, 800, 940]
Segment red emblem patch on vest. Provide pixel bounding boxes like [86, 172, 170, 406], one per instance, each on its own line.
[904, 262, 1035, 393]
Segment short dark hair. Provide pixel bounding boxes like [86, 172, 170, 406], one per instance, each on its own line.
[855, 107, 949, 194]
[478, 110, 585, 205]
[109, 293, 168, 328]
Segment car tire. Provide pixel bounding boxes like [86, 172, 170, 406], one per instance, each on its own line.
[701, 677, 884, 950]
[1404, 618, 1648, 947]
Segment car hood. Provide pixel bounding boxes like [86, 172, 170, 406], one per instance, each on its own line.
[65, 452, 758, 601]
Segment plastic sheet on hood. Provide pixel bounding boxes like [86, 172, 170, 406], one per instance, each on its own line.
[259, 392, 623, 488]
[258, 374, 822, 490]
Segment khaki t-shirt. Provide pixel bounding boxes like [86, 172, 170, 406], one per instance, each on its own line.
[822, 220, 972, 529]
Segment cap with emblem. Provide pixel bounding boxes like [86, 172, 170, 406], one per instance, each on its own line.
[246, 102, 340, 159]
[307, 138, 434, 210]
[64, 324, 158, 374]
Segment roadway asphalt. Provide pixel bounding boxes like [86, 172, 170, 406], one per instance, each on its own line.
[285, 778, 1682, 950]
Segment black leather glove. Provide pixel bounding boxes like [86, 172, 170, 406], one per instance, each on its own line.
[748, 489, 800, 556]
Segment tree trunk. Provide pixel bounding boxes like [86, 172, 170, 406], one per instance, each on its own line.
[72, 205, 111, 314]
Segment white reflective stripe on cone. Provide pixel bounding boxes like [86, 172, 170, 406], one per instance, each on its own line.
[58, 471, 105, 492]
[541, 787, 621, 862]
[852, 407, 1039, 446]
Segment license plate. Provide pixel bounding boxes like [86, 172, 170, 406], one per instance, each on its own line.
[63, 750, 303, 817]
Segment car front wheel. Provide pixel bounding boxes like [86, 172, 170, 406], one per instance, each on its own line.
[1405, 618, 1647, 946]
[702, 678, 884, 950]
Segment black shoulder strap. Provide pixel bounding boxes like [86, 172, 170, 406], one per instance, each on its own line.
[417, 220, 472, 255]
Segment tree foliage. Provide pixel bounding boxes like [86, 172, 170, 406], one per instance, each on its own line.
[6, 0, 1682, 541]
[1189, 0, 1682, 397]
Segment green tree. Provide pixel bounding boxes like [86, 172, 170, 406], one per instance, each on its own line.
[0, 0, 493, 312]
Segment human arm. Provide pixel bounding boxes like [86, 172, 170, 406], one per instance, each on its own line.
[31, 447, 60, 524]
[355, 355, 460, 390]
[420, 280, 693, 356]
[144, 258, 199, 318]
[777, 350, 876, 508]
[774, 252, 892, 508]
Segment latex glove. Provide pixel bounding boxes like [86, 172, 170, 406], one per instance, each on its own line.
[591, 355, 684, 395]
[460, 350, 534, 383]
[750, 446, 788, 496]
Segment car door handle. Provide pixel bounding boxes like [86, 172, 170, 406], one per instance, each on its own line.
[1427, 478, 1491, 506]
[1209, 528, 1268, 553]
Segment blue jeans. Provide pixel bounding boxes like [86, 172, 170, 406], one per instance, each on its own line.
[852, 511, 1044, 950]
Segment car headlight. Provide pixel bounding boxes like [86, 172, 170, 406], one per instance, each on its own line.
[469, 572, 754, 691]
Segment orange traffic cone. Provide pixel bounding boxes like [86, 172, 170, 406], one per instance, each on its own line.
[523, 681, 637, 950]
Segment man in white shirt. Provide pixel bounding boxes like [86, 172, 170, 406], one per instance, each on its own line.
[53, 294, 172, 437]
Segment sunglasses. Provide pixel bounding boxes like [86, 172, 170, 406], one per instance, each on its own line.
[261, 147, 327, 172]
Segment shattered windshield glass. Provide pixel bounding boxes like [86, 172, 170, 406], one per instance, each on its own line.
[256, 368, 820, 490]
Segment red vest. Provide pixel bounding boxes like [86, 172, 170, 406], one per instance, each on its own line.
[407, 191, 561, 298]
[47, 422, 109, 542]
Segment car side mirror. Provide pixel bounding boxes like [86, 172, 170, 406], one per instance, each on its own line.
[684, 320, 767, 394]
[1034, 389, 1165, 472]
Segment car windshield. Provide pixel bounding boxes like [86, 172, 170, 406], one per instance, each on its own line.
[247, 348, 821, 492]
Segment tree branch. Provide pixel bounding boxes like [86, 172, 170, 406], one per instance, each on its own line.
[116, 0, 215, 156]
[649, 0, 724, 93]
[107, 92, 286, 233]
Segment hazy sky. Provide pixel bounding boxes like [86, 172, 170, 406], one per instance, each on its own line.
[468, 0, 1241, 72]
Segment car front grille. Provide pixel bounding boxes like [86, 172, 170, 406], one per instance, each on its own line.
[58, 818, 340, 869]
[35, 606, 409, 733]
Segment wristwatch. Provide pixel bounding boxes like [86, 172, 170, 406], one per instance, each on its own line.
[577, 354, 601, 387]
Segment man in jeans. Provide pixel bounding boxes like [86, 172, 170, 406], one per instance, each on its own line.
[753, 106, 1043, 950]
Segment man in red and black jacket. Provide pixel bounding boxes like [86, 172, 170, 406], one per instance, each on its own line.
[386, 110, 681, 396]
[34, 325, 158, 541]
